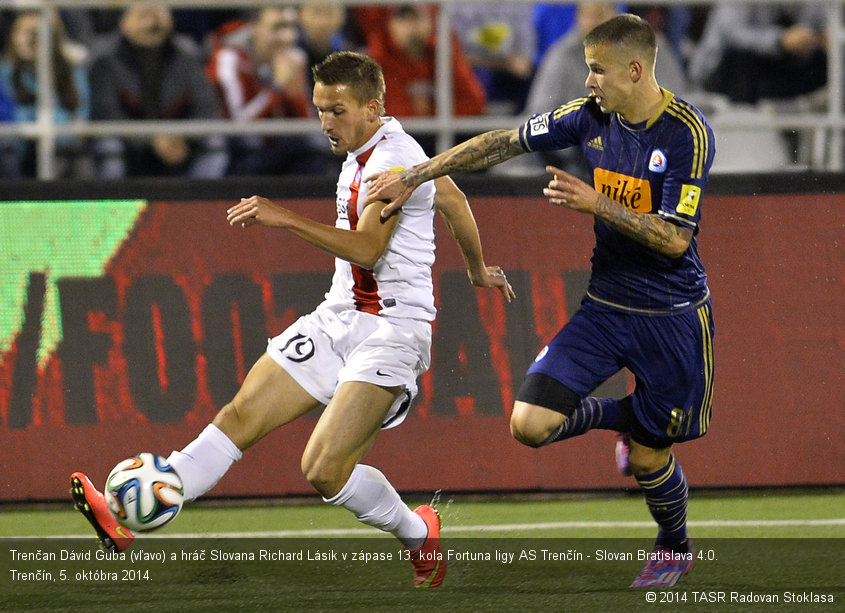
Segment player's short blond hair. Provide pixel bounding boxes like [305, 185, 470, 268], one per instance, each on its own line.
[584, 13, 657, 68]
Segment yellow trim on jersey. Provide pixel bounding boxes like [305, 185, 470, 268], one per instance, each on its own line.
[552, 97, 589, 121]
[645, 89, 676, 129]
[585, 289, 710, 315]
[665, 99, 710, 179]
[658, 209, 697, 229]
[697, 302, 714, 435]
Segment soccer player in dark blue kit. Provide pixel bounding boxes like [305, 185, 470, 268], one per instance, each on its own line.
[365, 14, 715, 588]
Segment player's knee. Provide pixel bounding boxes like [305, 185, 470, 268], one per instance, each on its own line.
[628, 444, 672, 476]
[301, 455, 335, 497]
[509, 412, 537, 446]
[301, 449, 348, 499]
[510, 402, 562, 448]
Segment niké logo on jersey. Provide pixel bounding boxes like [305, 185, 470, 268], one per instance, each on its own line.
[593, 168, 653, 212]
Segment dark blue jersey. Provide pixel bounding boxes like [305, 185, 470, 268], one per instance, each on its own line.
[519, 90, 714, 313]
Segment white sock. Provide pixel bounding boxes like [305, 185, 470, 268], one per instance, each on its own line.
[167, 424, 243, 502]
[325, 464, 427, 549]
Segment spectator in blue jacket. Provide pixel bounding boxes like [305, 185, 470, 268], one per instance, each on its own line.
[0, 9, 91, 177]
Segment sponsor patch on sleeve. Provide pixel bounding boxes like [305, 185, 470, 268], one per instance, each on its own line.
[528, 113, 551, 136]
[676, 184, 701, 216]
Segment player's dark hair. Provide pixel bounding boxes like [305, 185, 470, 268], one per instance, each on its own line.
[312, 51, 386, 112]
[583, 13, 657, 65]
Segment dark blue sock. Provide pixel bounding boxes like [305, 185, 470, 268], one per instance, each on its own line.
[635, 455, 689, 551]
[540, 397, 622, 445]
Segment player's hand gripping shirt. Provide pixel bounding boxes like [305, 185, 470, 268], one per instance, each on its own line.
[520, 90, 715, 313]
[323, 117, 437, 321]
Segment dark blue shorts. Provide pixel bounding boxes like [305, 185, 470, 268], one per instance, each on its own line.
[526, 297, 715, 445]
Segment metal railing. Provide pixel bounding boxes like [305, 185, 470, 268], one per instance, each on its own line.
[3, 0, 844, 178]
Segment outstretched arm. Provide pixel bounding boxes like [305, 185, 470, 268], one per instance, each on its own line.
[366, 128, 525, 218]
[434, 177, 515, 302]
[227, 195, 398, 268]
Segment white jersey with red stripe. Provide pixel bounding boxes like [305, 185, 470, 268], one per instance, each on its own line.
[321, 117, 436, 321]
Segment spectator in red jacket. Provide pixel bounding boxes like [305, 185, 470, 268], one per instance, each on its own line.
[367, 5, 486, 123]
[206, 6, 328, 175]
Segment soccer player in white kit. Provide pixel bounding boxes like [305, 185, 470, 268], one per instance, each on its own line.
[70, 51, 513, 589]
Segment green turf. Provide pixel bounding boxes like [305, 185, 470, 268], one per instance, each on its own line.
[1, 490, 843, 538]
[2, 490, 843, 612]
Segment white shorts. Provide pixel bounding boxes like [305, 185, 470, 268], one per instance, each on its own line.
[266, 303, 432, 429]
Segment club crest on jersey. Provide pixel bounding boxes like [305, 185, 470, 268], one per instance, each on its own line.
[649, 149, 667, 173]
[529, 113, 550, 136]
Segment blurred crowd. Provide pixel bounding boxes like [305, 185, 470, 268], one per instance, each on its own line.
[0, 2, 834, 179]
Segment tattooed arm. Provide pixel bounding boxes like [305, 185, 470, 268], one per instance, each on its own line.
[544, 166, 693, 258]
[592, 192, 693, 257]
[366, 129, 525, 218]
[406, 129, 524, 184]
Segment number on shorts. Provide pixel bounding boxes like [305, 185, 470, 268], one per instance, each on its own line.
[281, 333, 316, 363]
[666, 408, 685, 438]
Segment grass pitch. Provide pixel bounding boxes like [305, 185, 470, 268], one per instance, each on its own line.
[2, 489, 843, 612]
